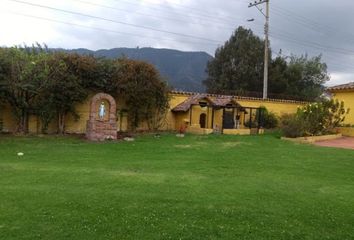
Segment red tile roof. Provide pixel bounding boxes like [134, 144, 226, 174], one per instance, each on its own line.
[212, 96, 242, 108]
[172, 94, 213, 112]
[172, 94, 243, 112]
[327, 82, 354, 92]
[170, 90, 308, 104]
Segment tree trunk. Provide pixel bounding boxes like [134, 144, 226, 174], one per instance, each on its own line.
[58, 112, 65, 135]
[17, 109, 29, 134]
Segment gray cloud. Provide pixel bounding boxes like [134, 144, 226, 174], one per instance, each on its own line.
[1, 0, 354, 85]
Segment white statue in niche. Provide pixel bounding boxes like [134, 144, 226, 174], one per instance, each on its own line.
[99, 102, 106, 119]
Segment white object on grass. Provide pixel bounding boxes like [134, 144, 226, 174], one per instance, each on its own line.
[17, 152, 24, 156]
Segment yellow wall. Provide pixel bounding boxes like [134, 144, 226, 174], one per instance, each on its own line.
[236, 99, 300, 116]
[170, 93, 303, 131]
[336, 127, 354, 137]
[0, 92, 305, 134]
[223, 129, 251, 135]
[332, 91, 354, 125]
[0, 104, 17, 132]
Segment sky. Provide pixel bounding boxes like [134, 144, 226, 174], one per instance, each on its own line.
[1, 0, 354, 86]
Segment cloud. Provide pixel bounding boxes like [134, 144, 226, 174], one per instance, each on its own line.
[1, 0, 354, 86]
[327, 72, 354, 86]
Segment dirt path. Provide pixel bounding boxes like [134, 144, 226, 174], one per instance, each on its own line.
[314, 137, 354, 150]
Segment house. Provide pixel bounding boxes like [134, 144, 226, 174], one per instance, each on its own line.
[327, 82, 354, 125]
[169, 91, 303, 135]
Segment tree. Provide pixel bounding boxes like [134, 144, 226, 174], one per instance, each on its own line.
[268, 54, 288, 95]
[0, 48, 11, 105]
[205, 27, 330, 101]
[106, 58, 170, 131]
[0, 45, 50, 133]
[0, 46, 170, 134]
[285, 54, 329, 101]
[35, 52, 91, 134]
[204, 26, 266, 94]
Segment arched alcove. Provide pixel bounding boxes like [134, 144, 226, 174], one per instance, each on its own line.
[86, 93, 117, 141]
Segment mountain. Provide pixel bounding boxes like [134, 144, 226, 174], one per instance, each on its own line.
[65, 47, 213, 92]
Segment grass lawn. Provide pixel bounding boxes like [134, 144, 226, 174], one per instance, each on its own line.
[0, 133, 354, 239]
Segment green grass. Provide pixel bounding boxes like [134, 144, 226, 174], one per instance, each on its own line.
[0, 133, 354, 240]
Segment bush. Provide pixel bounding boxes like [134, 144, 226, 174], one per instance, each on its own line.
[260, 107, 279, 129]
[280, 114, 307, 138]
[280, 99, 349, 138]
[243, 107, 279, 129]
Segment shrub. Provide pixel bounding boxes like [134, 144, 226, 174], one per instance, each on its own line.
[260, 106, 279, 129]
[280, 114, 307, 138]
[297, 99, 349, 135]
[281, 99, 349, 138]
[244, 107, 278, 129]
[244, 120, 258, 128]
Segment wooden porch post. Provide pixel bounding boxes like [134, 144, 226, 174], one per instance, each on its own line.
[211, 108, 214, 130]
[206, 105, 209, 129]
[189, 105, 192, 126]
[249, 108, 252, 129]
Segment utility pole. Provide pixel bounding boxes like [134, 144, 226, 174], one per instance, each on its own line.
[248, 0, 269, 99]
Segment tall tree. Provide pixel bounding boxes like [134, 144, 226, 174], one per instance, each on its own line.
[0, 45, 50, 133]
[35, 52, 93, 134]
[205, 27, 330, 100]
[268, 54, 288, 95]
[285, 54, 329, 100]
[204, 26, 266, 94]
[106, 58, 170, 131]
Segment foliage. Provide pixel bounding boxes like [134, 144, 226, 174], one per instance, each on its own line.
[0, 46, 169, 134]
[280, 113, 307, 138]
[106, 59, 170, 131]
[281, 99, 349, 137]
[204, 26, 265, 94]
[205, 27, 330, 101]
[283, 55, 329, 101]
[298, 99, 349, 135]
[259, 106, 279, 129]
[243, 107, 278, 129]
[0, 45, 51, 133]
[34, 52, 90, 133]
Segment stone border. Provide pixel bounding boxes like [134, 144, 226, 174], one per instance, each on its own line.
[281, 134, 343, 144]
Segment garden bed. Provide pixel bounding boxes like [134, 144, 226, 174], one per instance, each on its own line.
[281, 133, 343, 144]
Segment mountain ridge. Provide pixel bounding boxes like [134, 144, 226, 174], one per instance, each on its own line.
[59, 47, 213, 92]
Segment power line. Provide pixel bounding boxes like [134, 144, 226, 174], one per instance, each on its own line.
[269, 32, 354, 56]
[69, 0, 239, 32]
[272, 4, 354, 40]
[271, 6, 354, 44]
[5, 0, 354, 72]
[110, 0, 248, 26]
[133, 0, 248, 21]
[1, 10, 222, 47]
[7, 0, 221, 44]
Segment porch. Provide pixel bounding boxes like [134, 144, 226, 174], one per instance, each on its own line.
[172, 94, 264, 135]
